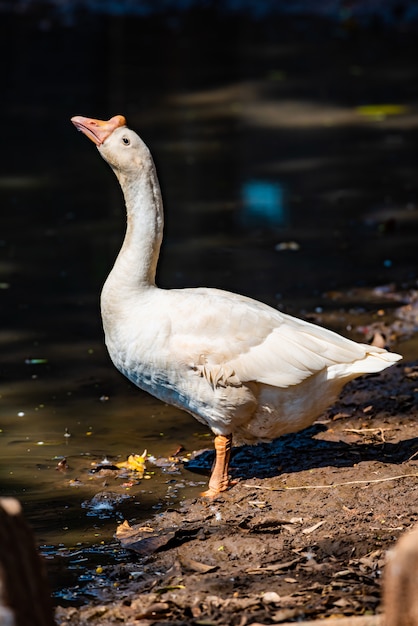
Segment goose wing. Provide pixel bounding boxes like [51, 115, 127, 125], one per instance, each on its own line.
[164, 288, 397, 389]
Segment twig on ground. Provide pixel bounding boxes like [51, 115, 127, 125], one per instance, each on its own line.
[407, 449, 418, 462]
[243, 473, 418, 492]
[343, 427, 389, 442]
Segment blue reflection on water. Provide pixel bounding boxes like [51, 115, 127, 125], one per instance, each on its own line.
[241, 179, 287, 227]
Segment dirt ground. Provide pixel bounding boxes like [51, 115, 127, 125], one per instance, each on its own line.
[54, 360, 418, 625]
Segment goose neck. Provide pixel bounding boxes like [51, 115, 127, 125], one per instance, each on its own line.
[113, 162, 164, 290]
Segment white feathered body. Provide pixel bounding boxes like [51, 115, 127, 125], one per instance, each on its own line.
[101, 280, 399, 446]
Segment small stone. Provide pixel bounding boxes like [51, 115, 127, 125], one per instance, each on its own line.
[261, 591, 281, 604]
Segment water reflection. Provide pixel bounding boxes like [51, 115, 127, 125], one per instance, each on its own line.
[241, 180, 287, 227]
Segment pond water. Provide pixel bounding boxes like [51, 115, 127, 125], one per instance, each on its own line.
[1, 7, 418, 601]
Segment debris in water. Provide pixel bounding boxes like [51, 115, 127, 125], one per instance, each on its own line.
[82, 491, 130, 517]
[89, 458, 120, 473]
[55, 457, 69, 472]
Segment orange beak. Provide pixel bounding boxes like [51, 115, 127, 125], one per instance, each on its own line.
[71, 115, 126, 145]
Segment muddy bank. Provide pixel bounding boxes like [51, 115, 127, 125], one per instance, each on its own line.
[54, 361, 418, 625]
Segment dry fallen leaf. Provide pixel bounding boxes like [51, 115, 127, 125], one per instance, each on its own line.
[178, 554, 218, 574]
[116, 520, 176, 555]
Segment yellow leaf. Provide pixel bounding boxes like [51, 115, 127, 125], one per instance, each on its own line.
[116, 451, 147, 475]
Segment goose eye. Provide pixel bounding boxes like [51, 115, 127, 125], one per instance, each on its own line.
[122, 137, 130, 145]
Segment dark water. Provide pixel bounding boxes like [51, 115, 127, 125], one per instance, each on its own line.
[1, 6, 418, 600]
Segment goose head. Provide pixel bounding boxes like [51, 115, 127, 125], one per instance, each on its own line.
[71, 114, 151, 179]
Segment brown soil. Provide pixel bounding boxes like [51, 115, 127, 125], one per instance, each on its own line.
[54, 361, 418, 625]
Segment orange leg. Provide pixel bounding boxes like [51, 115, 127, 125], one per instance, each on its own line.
[201, 434, 232, 498]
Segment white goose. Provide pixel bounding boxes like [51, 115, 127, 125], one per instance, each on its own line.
[71, 115, 402, 497]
